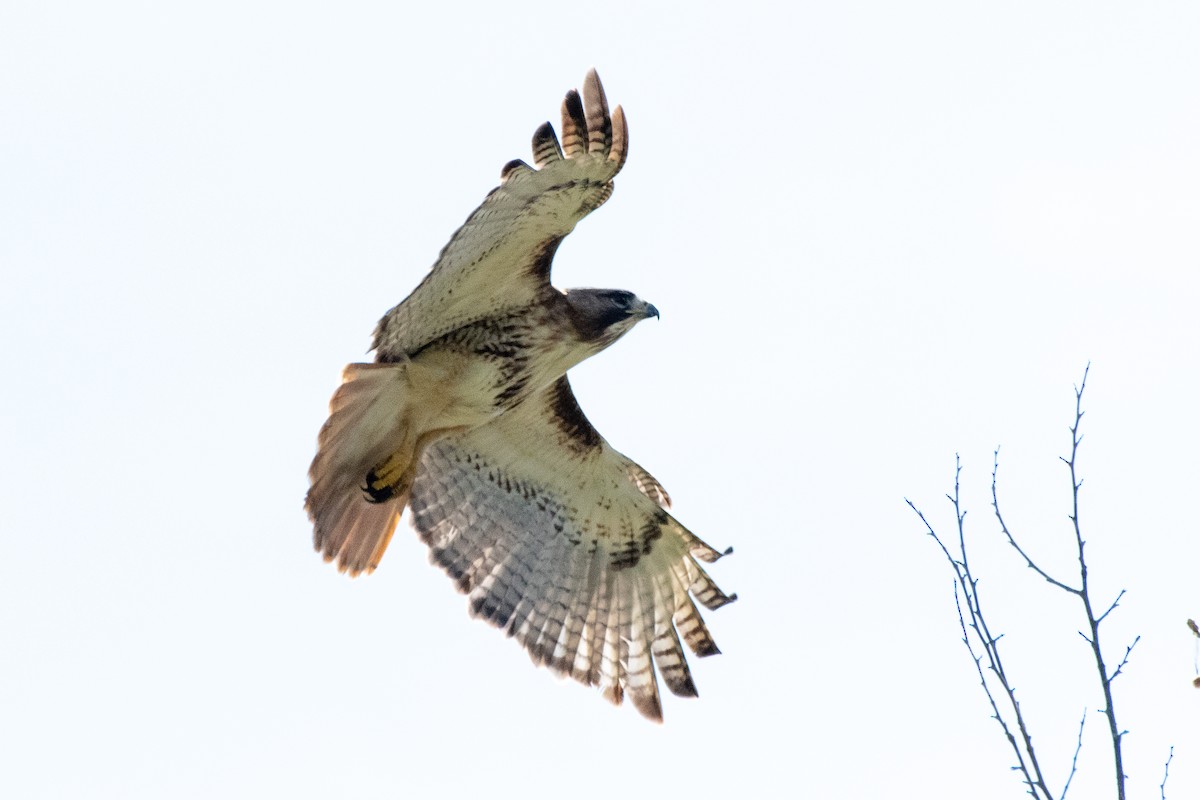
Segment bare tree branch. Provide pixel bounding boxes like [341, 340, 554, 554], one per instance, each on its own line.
[907, 461, 1053, 799]
[910, 364, 1142, 799]
[1060, 364, 1130, 799]
[952, 585, 1041, 796]
[994, 363, 1132, 798]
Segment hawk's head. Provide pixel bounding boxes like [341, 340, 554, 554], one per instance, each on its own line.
[565, 289, 659, 351]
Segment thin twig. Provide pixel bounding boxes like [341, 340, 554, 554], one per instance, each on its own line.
[992, 449, 1079, 595]
[1108, 636, 1140, 684]
[1160, 746, 1174, 800]
[1096, 590, 1126, 625]
[1059, 709, 1087, 800]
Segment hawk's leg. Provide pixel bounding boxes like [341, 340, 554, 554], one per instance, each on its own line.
[363, 453, 409, 503]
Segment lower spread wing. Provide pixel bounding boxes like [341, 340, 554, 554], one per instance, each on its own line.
[407, 377, 735, 721]
[374, 69, 630, 358]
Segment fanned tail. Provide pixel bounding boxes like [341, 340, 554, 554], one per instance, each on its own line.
[306, 362, 417, 576]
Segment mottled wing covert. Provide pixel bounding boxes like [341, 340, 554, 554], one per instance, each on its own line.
[374, 70, 630, 358]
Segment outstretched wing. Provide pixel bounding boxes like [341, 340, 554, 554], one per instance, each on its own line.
[407, 377, 735, 721]
[374, 70, 630, 359]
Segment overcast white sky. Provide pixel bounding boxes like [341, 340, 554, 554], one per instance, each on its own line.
[3, 2, 1198, 798]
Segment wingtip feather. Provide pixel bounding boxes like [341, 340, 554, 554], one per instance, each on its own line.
[531, 121, 563, 167]
[582, 69, 611, 155]
[631, 690, 664, 722]
[561, 89, 587, 157]
[500, 158, 534, 183]
[609, 105, 628, 170]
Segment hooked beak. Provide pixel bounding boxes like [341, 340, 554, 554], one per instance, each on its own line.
[643, 302, 660, 320]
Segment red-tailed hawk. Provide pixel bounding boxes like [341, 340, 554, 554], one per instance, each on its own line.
[306, 70, 735, 721]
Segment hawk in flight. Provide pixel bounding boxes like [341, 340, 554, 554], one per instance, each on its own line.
[306, 70, 735, 721]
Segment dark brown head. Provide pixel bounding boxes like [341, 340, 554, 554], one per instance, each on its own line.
[564, 288, 659, 350]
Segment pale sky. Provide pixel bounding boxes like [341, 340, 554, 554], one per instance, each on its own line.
[3, 2, 1198, 798]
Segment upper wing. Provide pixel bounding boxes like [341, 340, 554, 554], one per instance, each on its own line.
[373, 70, 629, 358]
[407, 377, 735, 721]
